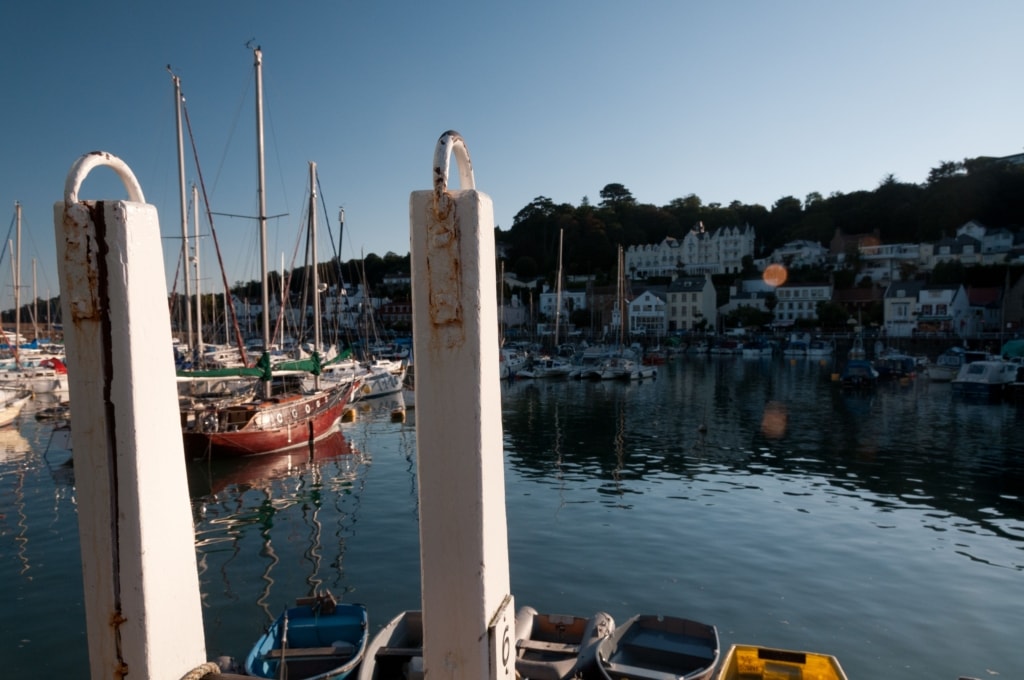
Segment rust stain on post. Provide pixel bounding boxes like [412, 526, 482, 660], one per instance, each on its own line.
[426, 202, 465, 349]
[61, 202, 103, 324]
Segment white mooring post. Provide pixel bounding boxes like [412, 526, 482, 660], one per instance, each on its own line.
[410, 131, 515, 680]
[54, 152, 207, 680]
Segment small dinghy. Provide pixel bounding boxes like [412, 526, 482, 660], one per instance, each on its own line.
[357, 610, 423, 680]
[514, 606, 615, 680]
[244, 590, 368, 680]
[596, 614, 719, 680]
[714, 644, 848, 680]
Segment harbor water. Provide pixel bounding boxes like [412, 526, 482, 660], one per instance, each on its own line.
[2, 355, 1022, 679]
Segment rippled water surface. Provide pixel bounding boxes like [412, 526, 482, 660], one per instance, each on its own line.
[2, 356, 1023, 680]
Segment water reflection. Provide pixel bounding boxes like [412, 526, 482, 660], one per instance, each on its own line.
[3, 359, 1022, 679]
[501, 356, 1024, 567]
[188, 430, 368, 623]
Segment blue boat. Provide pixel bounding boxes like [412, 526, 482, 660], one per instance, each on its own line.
[596, 614, 720, 680]
[840, 359, 878, 389]
[245, 591, 368, 680]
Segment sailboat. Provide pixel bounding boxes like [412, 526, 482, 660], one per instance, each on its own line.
[0, 202, 69, 396]
[179, 49, 358, 458]
[595, 246, 653, 381]
[519, 229, 573, 379]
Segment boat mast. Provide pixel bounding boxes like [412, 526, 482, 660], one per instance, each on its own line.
[254, 46, 271, 398]
[618, 245, 625, 347]
[554, 227, 563, 349]
[192, 183, 203, 361]
[335, 207, 346, 347]
[14, 202, 20, 362]
[310, 161, 322, 390]
[32, 258, 38, 341]
[499, 259, 505, 347]
[171, 71, 194, 357]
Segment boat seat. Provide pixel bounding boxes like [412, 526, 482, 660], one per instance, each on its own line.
[602, 660, 679, 680]
[624, 630, 716, 661]
[375, 646, 422, 658]
[517, 639, 579, 654]
[266, 643, 354, 660]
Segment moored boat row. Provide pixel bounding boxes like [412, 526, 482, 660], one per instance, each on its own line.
[229, 601, 846, 680]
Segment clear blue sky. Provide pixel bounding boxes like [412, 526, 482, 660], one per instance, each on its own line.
[2, 1, 1022, 305]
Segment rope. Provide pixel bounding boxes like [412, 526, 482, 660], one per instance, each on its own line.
[178, 661, 221, 680]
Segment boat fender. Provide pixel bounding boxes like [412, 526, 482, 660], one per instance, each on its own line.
[201, 413, 218, 433]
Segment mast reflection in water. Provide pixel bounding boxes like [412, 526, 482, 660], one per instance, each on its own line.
[188, 430, 367, 638]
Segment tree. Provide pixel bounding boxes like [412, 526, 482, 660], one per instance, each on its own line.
[931, 260, 966, 284]
[927, 161, 964, 185]
[598, 183, 636, 209]
[816, 301, 850, 330]
[725, 305, 771, 330]
[514, 256, 539, 280]
[513, 196, 557, 224]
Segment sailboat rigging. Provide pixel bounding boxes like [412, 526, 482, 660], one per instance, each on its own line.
[179, 49, 358, 458]
[0, 203, 68, 396]
[554, 227, 563, 350]
[593, 245, 653, 381]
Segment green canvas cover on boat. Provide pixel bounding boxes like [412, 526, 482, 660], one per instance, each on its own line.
[1000, 339, 1024, 358]
[177, 349, 352, 381]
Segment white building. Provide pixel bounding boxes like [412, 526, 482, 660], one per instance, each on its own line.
[763, 239, 830, 269]
[538, 287, 587, 323]
[625, 222, 756, 279]
[772, 281, 833, 326]
[628, 289, 667, 336]
[921, 234, 982, 270]
[665, 275, 717, 332]
[858, 243, 923, 283]
[882, 280, 925, 338]
[914, 283, 972, 337]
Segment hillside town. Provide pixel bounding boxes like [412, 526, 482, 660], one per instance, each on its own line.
[503, 219, 1024, 344]
[148, 217, 1022, 354]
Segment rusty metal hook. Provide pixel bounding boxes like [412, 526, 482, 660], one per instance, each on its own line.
[432, 130, 474, 220]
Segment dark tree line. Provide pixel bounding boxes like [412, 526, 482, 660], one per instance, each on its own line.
[497, 156, 1024, 285]
[219, 154, 1024, 300]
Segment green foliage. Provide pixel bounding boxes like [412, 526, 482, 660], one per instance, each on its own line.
[223, 155, 1024, 309]
[598, 183, 636, 208]
[816, 301, 852, 329]
[514, 256, 539, 280]
[724, 305, 772, 329]
[930, 260, 966, 284]
[491, 156, 1024, 283]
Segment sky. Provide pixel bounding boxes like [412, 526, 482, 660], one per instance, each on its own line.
[2, 1, 1023, 306]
